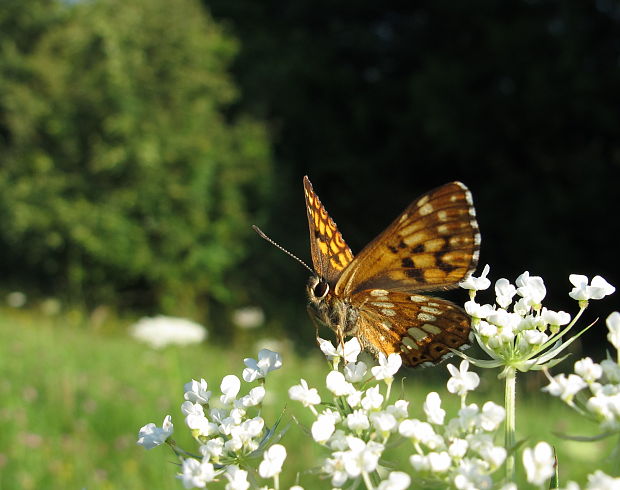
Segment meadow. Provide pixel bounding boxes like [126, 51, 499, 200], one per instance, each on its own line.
[0, 305, 616, 489]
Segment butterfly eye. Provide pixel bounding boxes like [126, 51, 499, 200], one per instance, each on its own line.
[313, 280, 329, 299]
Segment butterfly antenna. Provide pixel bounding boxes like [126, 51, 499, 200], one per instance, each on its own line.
[252, 225, 314, 274]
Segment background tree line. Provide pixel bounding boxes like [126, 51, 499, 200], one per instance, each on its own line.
[1, 0, 618, 349]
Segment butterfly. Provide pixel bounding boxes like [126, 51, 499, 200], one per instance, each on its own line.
[302, 176, 480, 367]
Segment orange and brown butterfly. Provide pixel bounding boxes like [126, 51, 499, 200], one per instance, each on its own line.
[301, 176, 481, 368]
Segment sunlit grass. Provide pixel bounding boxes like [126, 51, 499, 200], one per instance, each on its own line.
[0, 307, 615, 489]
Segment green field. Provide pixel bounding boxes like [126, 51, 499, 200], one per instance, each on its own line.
[0, 307, 615, 489]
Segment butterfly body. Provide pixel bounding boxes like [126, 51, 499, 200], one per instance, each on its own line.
[303, 176, 480, 368]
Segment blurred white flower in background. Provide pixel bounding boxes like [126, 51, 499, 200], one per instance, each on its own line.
[232, 306, 265, 329]
[129, 315, 207, 349]
[6, 291, 27, 308]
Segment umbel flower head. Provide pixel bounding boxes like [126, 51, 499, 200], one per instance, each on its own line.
[137, 348, 284, 490]
[288, 337, 507, 489]
[458, 266, 615, 376]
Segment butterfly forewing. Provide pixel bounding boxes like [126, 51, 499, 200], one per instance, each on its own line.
[350, 290, 471, 367]
[335, 182, 480, 297]
[304, 176, 354, 287]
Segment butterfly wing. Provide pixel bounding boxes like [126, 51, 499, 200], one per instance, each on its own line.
[335, 182, 480, 297]
[304, 176, 354, 286]
[350, 290, 471, 367]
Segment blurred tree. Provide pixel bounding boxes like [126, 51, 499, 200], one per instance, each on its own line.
[0, 0, 272, 315]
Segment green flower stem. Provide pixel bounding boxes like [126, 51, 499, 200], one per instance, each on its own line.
[504, 366, 517, 481]
[362, 470, 374, 490]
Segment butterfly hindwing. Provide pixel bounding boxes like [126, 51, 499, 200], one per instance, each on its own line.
[335, 182, 480, 297]
[350, 290, 471, 367]
[304, 176, 354, 287]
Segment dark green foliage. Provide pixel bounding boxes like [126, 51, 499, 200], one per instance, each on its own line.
[206, 0, 620, 349]
[0, 0, 272, 313]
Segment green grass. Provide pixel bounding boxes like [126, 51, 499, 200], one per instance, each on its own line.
[0, 307, 616, 489]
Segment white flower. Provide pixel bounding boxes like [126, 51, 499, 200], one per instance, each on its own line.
[522, 329, 547, 346]
[369, 411, 398, 433]
[288, 379, 321, 407]
[361, 385, 384, 410]
[224, 465, 250, 490]
[453, 458, 493, 490]
[181, 402, 214, 435]
[523, 442, 555, 485]
[424, 392, 446, 425]
[240, 386, 266, 407]
[318, 337, 361, 363]
[312, 413, 337, 443]
[200, 438, 224, 459]
[386, 400, 409, 420]
[178, 458, 216, 489]
[409, 454, 430, 471]
[606, 312, 620, 350]
[137, 415, 173, 449]
[601, 359, 620, 383]
[371, 353, 402, 380]
[377, 471, 411, 490]
[574, 357, 603, 383]
[346, 409, 370, 431]
[478, 402, 505, 431]
[220, 375, 241, 405]
[184, 379, 212, 405]
[464, 300, 495, 319]
[344, 361, 368, 382]
[569, 274, 615, 301]
[242, 349, 282, 382]
[399, 419, 443, 448]
[541, 308, 571, 327]
[323, 451, 349, 487]
[347, 389, 363, 407]
[343, 437, 384, 476]
[516, 272, 546, 305]
[232, 306, 265, 329]
[586, 470, 620, 489]
[428, 451, 452, 472]
[448, 438, 468, 458]
[326, 371, 355, 396]
[543, 373, 587, 403]
[258, 444, 287, 478]
[495, 278, 516, 308]
[130, 316, 207, 349]
[447, 360, 480, 396]
[460, 264, 491, 291]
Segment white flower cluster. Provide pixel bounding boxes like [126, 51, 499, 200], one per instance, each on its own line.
[129, 315, 208, 349]
[543, 312, 620, 432]
[460, 267, 615, 373]
[289, 338, 506, 489]
[138, 349, 287, 490]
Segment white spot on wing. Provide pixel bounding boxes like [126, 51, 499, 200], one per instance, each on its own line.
[421, 323, 442, 334]
[417, 313, 437, 322]
[371, 302, 394, 308]
[381, 308, 396, 317]
[407, 327, 428, 341]
[421, 305, 442, 315]
[419, 203, 434, 216]
[401, 337, 418, 350]
[370, 289, 389, 297]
